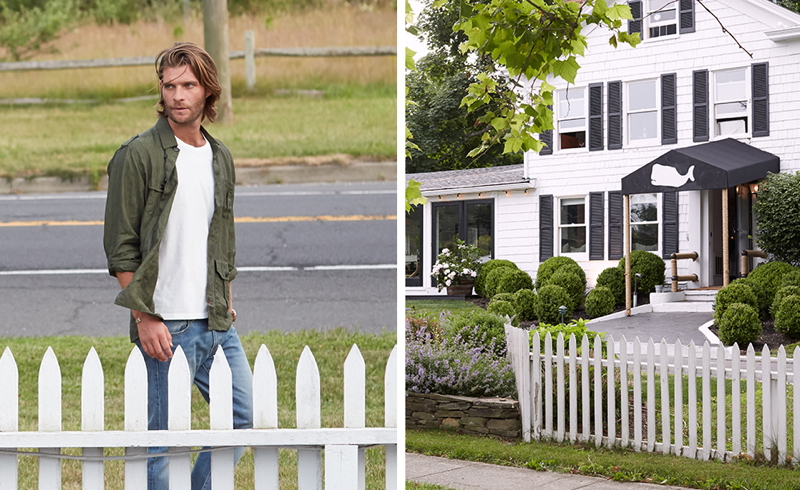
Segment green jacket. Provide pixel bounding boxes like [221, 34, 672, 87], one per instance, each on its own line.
[103, 117, 237, 341]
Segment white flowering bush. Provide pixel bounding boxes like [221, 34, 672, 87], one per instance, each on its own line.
[430, 239, 480, 291]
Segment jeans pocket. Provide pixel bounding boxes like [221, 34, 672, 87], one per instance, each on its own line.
[164, 320, 191, 337]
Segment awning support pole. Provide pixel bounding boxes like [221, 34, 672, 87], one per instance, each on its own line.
[723, 188, 730, 286]
[625, 194, 632, 316]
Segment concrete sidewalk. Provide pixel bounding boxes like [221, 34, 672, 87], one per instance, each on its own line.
[406, 453, 690, 490]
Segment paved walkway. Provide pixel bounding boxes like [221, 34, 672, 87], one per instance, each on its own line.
[406, 453, 690, 490]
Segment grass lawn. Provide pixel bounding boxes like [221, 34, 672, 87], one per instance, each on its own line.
[407, 429, 800, 490]
[0, 87, 395, 181]
[0, 328, 395, 489]
[405, 300, 483, 318]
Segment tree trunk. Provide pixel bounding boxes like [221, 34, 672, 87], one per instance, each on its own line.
[203, 0, 233, 123]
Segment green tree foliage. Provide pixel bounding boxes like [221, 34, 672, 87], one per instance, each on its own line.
[448, 0, 640, 156]
[406, 0, 522, 173]
[754, 172, 800, 266]
[0, 0, 72, 61]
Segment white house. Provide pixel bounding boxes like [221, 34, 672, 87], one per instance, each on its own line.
[406, 0, 800, 297]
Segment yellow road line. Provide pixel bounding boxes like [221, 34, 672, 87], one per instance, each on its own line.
[0, 215, 397, 227]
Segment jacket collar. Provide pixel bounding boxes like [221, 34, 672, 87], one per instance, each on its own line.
[154, 116, 220, 151]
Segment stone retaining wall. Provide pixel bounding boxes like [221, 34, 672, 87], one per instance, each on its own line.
[406, 393, 521, 439]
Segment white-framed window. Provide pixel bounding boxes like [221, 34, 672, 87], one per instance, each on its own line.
[556, 88, 586, 150]
[626, 79, 659, 143]
[630, 193, 660, 253]
[559, 196, 587, 255]
[646, 0, 677, 39]
[713, 67, 749, 137]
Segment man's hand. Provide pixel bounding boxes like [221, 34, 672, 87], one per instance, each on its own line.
[136, 312, 173, 362]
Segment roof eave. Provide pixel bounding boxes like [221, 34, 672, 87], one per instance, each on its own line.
[765, 25, 800, 42]
[420, 180, 537, 197]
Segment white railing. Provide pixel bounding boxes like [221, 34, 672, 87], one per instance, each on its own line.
[0, 343, 397, 489]
[505, 326, 798, 463]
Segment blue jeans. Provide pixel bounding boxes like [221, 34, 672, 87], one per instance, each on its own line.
[137, 319, 254, 490]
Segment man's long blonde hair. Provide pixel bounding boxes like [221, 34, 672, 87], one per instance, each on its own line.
[155, 42, 222, 123]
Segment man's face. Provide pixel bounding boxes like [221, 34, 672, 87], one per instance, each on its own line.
[160, 64, 207, 127]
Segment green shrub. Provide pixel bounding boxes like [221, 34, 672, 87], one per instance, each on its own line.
[530, 318, 604, 353]
[482, 266, 516, 298]
[535, 256, 586, 290]
[753, 171, 800, 266]
[747, 261, 796, 313]
[596, 267, 625, 306]
[492, 292, 516, 304]
[718, 303, 762, 347]
[445, 310, 507, 356]
[548, 269, 585, 309]
[514, 289, 538, 321]
[617, 250, 665, 294]
[495, 268, 534, 295]
[475, 259, 518, 297]
[585, 286, 616, 318]
[714, 281, 759, 325]
[535, 284, 573, 324]
[731, 278, 769, 319]
[487, 300, 520, 327]
[771, 285, 800, 318]
[775, 295, 800, 338]
[780, 270, 800, 289]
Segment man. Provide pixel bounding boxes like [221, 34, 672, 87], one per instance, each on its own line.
[103, 42, 253, 489]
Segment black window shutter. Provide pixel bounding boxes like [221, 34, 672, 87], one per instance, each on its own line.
[752, 62, 770, 137]
[540, 195, 554, 261]
[661, 73, 677, 145]
[662, 192, 679, 259]
[589, 192, 604, 260]
[539, 105, 554, 155]
[693, 70, 709, 142]
[607, 81, 622, 150]
[589, 83, 604, 151]
[628, 1, 643, 37]
[608, 191, 623, 260]
[679, 0, 695, 34]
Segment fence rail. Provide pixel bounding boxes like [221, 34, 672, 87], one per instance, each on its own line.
[505, 325, 799, 463]
[0, 342, 397, 489]
[0, 46, 397, 72]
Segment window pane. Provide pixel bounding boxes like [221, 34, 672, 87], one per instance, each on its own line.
[561, 227, 587, 253]
[559, 89, 585, 119]
[631, 194, 657, 223]
[650, 9, 675, 23]
[560, 198, 585, 225]
[628, 80, 656, 111]
[716, 69, 746, 101]
[649, 0, 673, 11]
[434, 205, 459, 255]
[629, 112, 658, 140]
[718, 118, 747, 135]
[632, 224, 659, 251]
[466, 202, 493, 261]
[558, 118, 586, 131]
[405, 206, 423, 283]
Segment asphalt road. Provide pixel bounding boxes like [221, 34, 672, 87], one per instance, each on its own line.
[0, 181, 397, 337]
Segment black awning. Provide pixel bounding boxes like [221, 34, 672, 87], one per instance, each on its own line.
[621, 138, 780, 195]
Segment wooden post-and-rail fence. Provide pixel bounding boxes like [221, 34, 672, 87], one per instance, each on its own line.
[0, 343, 398, 489]
[505, 325, 799, 463]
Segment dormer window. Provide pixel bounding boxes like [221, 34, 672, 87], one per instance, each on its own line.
[647, 0, 677, 38]
[629, 0, 695, 40]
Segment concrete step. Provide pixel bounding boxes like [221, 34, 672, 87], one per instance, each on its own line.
[684, 289, 718, 302]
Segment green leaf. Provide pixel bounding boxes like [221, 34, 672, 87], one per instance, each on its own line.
[405, 180, 427, 213]
[405, 47, 417, 71]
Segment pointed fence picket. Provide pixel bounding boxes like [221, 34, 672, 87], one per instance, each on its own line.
[505, 325, 799, 463]
[0, 343, 397, 489]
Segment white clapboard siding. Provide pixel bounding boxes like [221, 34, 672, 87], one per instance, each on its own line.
[0, 342, 396, 489]
[508, 326, 799, 462]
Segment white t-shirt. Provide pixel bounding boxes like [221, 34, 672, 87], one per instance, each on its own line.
[153, 136, 215, 320]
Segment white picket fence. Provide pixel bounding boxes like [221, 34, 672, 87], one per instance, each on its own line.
[0, 343, 397, 489]
[505, 325, 799, 463]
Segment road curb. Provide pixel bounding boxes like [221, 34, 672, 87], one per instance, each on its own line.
[1, 161, 397, 194]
